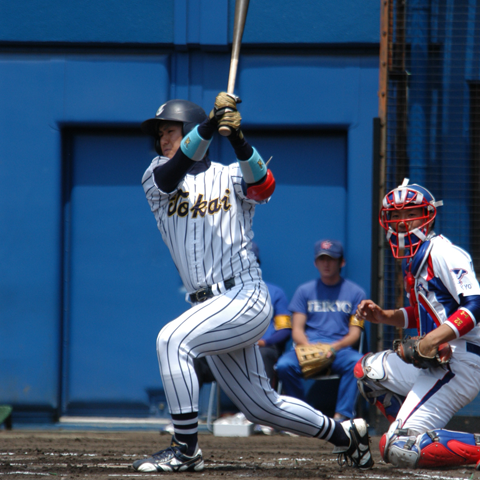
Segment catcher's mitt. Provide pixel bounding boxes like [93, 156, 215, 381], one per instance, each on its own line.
[393, 335, 452, 369]
[295, 343, 336, 379]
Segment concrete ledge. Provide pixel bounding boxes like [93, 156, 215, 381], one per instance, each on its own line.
[59, 416, 170, 425]
[7, 417, 211, 432]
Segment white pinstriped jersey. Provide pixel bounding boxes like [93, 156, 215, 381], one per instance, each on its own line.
[142, 156, 264, 294]
[402, 234, 480, 351]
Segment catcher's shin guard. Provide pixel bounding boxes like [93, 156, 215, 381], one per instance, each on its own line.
[354, 352, 404, 424]
[381, 424, 480, 468]
[417, 430, 480, 468]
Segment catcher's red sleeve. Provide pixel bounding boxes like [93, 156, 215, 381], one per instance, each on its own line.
[445, 308, 475, 337]
[401, 306, 417, 329]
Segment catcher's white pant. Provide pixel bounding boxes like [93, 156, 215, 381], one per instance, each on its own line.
[157, 279, 336, 438]
[375, 350, 480, 434]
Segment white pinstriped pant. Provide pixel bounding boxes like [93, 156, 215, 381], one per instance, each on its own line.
[157, 279, 335, 438]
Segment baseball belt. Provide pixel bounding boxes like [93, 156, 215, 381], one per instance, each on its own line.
[189, 277, 235, 303]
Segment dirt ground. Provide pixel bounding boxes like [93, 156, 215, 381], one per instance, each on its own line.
[1, 430, 479, 480]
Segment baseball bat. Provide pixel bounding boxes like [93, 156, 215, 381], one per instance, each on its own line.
[218, 0, 250, 136]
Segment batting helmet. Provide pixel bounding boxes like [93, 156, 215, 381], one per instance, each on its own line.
[142, 100, 207, 155]
[380, 178, 443, 259]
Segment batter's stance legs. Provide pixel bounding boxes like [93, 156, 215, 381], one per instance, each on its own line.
[135, 288, 374, 471]
[134, 343, 374, 471]
[208, 344, 374, 469]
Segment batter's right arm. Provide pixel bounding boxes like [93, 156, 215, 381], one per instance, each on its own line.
[153, 152, 196, 193]
[210, 92, 275, 202]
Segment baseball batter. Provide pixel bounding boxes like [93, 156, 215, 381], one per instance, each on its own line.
[132, 93, 373, 472]
[355, 179, 480, 468]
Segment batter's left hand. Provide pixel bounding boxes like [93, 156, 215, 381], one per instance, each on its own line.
[215, 92, 241, 110]
[209, 92, 242, 125]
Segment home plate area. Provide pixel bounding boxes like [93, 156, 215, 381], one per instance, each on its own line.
[1, 431, 479, 479]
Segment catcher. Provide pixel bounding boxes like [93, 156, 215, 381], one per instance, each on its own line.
[276, 239, 367, 422]
[355, 179, 480, 469]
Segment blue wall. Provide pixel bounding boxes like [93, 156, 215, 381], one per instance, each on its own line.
[0, 0, 379, 45]
[0, 0, 379, 421]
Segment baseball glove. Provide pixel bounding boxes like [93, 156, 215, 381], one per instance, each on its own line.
[295, 343, 336, 379]
[393, 335, 452, 369]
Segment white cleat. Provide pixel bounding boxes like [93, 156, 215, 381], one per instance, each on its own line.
[133, 436, 204, 473]
[332, 418, 374, 469]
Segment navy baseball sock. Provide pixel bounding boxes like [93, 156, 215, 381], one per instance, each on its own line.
[329, 420, 350, 447]
[171, 412, 199, 456]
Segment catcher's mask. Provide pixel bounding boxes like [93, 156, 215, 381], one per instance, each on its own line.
[380, 178, 443, 259]
[141, 99, 207, 156]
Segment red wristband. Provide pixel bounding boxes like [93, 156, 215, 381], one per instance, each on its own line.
[445, 308, 475, 337]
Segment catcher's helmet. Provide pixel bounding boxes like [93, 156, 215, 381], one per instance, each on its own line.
[380, 178, 443, 259]
[142, 99, 207, 155]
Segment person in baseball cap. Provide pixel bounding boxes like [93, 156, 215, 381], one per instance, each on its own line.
[314, 239, 346, 284]
[276, 237, 366, 423]
[314, 239, 344, 260]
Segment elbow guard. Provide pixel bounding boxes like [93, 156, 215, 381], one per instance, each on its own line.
[180, 125, 212, 161]
[247, 169, 276, 201]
